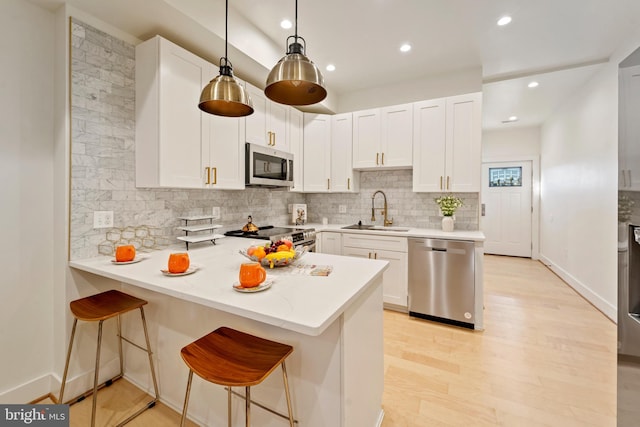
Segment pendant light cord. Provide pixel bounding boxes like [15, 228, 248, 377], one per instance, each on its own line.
[294, 0, 298, 41]
[224, 0, 228, 61]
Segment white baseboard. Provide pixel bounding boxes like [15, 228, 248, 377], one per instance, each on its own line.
[376, 409, 385, 427]
[538, 254, 616, 322]
[0, 374, 54, 404]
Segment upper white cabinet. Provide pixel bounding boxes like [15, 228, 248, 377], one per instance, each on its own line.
[303, 113, 331, 192]
[245, 83, 289, 151]
[352, 103, 413, 169]
[331, 113, 359, 192]
[413, 93, 482, 192]
[135, 36, 244, 189]
[288, 108, 304, 192]
[620, 65, 640, 190]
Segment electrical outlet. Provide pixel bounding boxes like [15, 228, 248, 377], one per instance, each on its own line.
[288, 204, 293, 214]
[93, 211, 114, 228]
[338, 205, 347, 213]
[212, 206, 221, 219]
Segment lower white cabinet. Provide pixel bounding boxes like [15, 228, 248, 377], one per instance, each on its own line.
[318, 232, 342, 255]
[342, 234, 408, 310]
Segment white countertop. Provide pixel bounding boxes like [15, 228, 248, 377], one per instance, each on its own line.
[69, 237, 389, 336]
[305, 223, 485, 242]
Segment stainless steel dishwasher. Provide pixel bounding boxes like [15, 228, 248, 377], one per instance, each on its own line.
[408, 238, 475, 329]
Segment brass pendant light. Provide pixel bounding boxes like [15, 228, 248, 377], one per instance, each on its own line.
[265, 0, 327, 106]
[199, 0, 253, 117]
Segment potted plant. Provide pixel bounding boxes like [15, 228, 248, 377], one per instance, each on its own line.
[435, 194, 463, 231]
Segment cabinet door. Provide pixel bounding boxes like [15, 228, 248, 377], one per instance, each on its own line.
[319, 232, 342, 255]
[412, 98, 446, 192]
[620, 65, 640, 190]
[352, 108, 381, 169]
[303, 114, 331, 192]
[135, 37, 214, 188]
[245, 82, 269, 146]
[208, 114, 245, 189]
[447, 93, 482, 192]
[289, 108, 304, 192]
[269, 102, 289, 151]
[331, 113, 357, 192]
[375, 249, 408, 309]
[380, 103, 413, 168]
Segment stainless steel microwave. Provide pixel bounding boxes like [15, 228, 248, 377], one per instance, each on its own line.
[245, 143, 294, 188]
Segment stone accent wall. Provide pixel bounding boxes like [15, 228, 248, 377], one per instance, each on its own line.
[69, 19, 478, 260]
[69, 19, 304, 260]
[305, 170, 479, 230]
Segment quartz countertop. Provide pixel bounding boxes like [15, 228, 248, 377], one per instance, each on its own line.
[69, 237, 388, 336]
[301, 223, 485, 242]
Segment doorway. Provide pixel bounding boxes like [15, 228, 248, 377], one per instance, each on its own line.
[480, 161, 533, 257]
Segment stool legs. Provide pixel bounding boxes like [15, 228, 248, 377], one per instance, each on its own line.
[282, 362, 294, 427]
[245, 386, 251, 427]
[58, 318, 78, 405]
[91, 320, 105, 426]
[180, 370, 194, 427]
[227, 387, 232, 427]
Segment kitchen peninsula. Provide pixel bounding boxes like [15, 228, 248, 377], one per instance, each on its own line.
[69, 237, 388, 427]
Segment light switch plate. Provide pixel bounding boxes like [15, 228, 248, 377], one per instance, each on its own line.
[339, 205, 347, 213]
[93, 211, 114, 228]
[212, 206, 221, 219]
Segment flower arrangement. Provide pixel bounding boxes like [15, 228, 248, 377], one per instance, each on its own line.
[435, 194, 463, 217]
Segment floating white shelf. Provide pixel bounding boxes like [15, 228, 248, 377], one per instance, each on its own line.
[177, 216, 224, 250]
[177, 224, 222, 233]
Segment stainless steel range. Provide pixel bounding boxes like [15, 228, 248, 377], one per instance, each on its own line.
[224, 225, 316, 251]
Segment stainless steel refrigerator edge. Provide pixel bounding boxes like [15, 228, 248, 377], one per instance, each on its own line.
[618, 46, 640, 426]
[408, 238, 475, 329]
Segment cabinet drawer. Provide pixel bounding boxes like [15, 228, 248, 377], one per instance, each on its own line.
[342, 233, 407, 252]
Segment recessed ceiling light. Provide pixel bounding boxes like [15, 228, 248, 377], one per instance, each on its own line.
[400, 44, 412, 53]
[326, 64, 336, 72]
[508, 116, 518, 122]
[528, 81, 539, 88]
[280, 19, 292, 29]
[497, 16, 512, 26]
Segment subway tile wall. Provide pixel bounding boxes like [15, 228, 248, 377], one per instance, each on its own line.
[69, 19, 479, 260]
[305, 170, 479, 230]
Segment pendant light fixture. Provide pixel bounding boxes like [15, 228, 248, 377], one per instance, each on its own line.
[265, 0, 327, 106]
[198, 0, 253, 117]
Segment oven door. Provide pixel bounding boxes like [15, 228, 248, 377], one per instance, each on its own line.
[245, 143, 294, 187]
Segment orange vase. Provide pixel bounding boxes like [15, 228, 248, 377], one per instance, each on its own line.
[168, 253, 190, 273]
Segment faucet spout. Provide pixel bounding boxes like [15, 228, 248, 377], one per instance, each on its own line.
[371, 190, 394, 226]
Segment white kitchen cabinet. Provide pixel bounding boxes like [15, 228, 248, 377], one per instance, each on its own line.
[620, 65, 640, 190]
[135, 36, 213, 188]
[331, 113, 359, 192]
[318, 232, 342, 255]
[245, 82, 289, 151]
[288, 108, 304, 192]
[352, 103, 413, 169]
[135, 36, 245, 189]
[342, 233, 408, 310]
[303, 113, 331, 192]
[413, 93, 482, 192]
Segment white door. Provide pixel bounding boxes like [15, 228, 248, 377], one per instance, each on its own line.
[480, 161, 532, 257]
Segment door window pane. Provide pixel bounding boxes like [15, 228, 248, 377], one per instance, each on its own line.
[489, 167, 522, 187]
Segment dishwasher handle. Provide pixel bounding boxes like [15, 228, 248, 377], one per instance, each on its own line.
[431, 247, 447, 252]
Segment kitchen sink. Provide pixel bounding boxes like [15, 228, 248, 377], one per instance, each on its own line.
[341, 224, 409, 232]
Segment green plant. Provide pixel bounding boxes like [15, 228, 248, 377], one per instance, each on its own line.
[435, 194, 463, 216]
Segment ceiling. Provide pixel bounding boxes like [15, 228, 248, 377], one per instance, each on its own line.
[29, 0, 640, 130]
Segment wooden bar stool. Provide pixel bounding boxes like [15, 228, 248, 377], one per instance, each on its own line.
[58, 289, 159, 426]
[180, 327, 295, 427]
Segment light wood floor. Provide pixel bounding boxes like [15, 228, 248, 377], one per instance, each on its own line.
[50, 255, 616, 426]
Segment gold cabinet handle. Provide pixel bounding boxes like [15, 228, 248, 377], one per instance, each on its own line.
[368, 252, 371, 259]
[374, 252, 377, 260]
[440, 176, 443, 190]
[205, 167, 211, 184]
[212, 167, 217, 185]
[327, 178, 330, 190]
[446, 176, 450, 190]
[272, 132, 276, 146]
[376, 153, 379, 165]
[381, 152, 384, 165]
[347, 178, 351, 190]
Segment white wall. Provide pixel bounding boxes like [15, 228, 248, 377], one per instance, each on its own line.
[539, 63, 619, 319]
[0, 0, 55, 401]
[482, 126, 541, 159]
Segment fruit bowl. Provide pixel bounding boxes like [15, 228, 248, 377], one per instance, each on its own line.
[239, 243, 308, 268]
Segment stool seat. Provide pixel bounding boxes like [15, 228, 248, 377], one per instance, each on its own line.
[70, 289, 147, 321]
[180, 327, 295, 426]
[181, 327, 293, 387]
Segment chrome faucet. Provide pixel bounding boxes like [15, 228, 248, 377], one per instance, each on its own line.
[371, 190, 393, 226]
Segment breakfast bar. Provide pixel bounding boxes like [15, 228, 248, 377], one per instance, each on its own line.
[69, 237, 388, 426]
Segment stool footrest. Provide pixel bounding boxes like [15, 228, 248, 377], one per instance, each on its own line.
[62, 373, 124, 405]
[225, 387, 299, 424]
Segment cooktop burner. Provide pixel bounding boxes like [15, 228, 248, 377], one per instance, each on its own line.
[224, 225, 316, 246]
